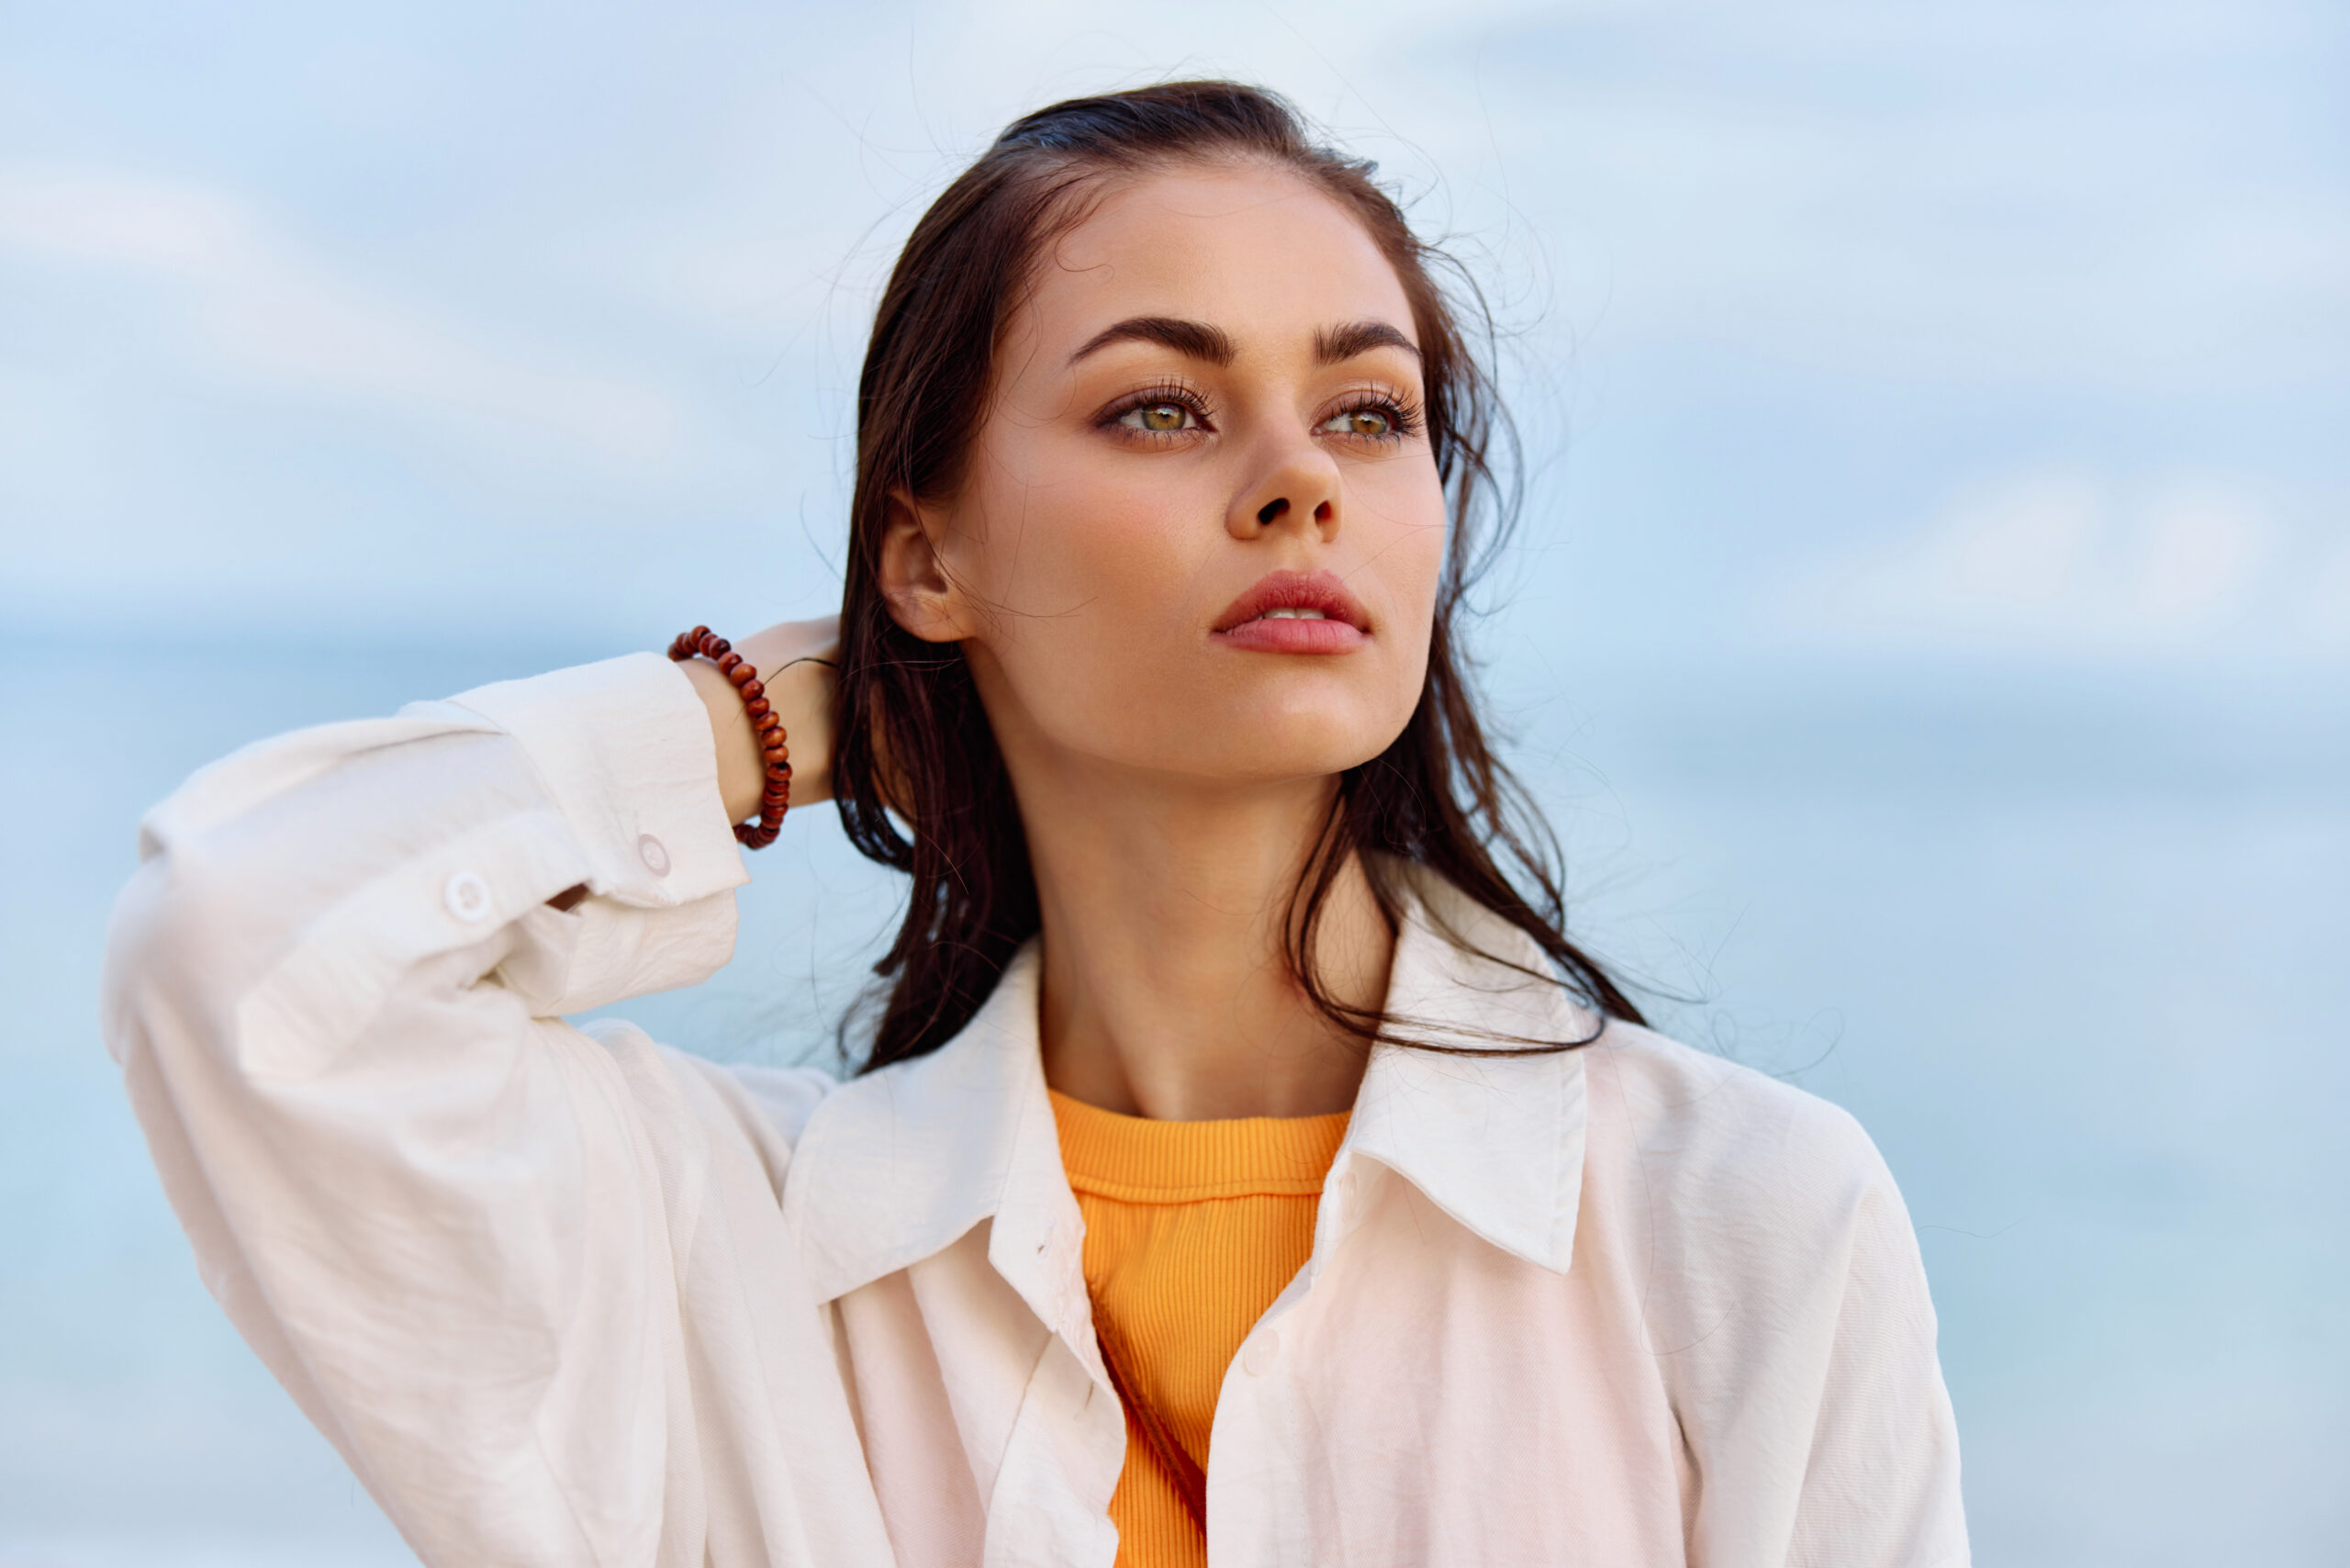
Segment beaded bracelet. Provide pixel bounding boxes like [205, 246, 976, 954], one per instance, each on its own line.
[667, 625, 791, 849]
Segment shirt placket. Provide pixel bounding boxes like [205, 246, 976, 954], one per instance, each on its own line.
[981, 1141, 1129, 1568]
[1198, 1149, 1380, 1568]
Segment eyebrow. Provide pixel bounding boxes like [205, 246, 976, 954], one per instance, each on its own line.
[1066, 316, 1422, 368]
[1313, 319, 1421, 364]
[1068, 316, 1237, 366]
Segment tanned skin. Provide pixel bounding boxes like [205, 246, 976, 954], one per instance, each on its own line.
[682, 163, 1448, 1123]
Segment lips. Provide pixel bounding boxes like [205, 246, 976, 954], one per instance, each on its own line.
[1211, 569, 1371, 655]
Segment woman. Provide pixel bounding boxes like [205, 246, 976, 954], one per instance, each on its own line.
[102, 83, 1967, 1567]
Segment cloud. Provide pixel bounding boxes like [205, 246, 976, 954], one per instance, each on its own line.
[0, 162, 688, 476]
[1767, 467, 2344, 660]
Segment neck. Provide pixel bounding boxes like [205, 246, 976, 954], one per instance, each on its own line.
[1007, 751, 1393, 1123]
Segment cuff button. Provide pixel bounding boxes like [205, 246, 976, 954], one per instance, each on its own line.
[443, 870, 492, 923]
[637, 833, 671, 877]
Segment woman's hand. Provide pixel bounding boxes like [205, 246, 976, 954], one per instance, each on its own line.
[678, 616, 840, 824]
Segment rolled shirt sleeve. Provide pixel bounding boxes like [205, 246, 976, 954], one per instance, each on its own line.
[97, 653, 886, 1568]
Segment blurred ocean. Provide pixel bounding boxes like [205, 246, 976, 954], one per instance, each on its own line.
[4, 628, 2343, 1565]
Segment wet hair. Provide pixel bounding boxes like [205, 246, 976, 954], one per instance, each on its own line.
[832, 80, 1643, 1071]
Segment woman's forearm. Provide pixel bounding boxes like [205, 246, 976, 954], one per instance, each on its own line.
[677, 618, 840, 823]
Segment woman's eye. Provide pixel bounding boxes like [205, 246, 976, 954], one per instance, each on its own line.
[1324, 407, 1395, 438]
[1120, 402, 1196, 433]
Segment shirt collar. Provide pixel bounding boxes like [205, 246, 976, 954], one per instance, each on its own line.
[780, 944, 1089, 1338]
[1336, 869, 1594, 1277]
[779, 868, 1595, 1318]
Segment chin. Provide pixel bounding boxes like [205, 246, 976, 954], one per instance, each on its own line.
[1191, 697, 1404, 782]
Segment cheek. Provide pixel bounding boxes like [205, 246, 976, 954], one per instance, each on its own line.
[955, 436, 1214, 664]
[1355, 460, 1450, 644]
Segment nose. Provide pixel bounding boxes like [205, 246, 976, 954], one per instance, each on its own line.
[1226, 435, 1341, 543]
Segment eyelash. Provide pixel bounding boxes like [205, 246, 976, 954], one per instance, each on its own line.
[1095, 383, 1426, 444]
[1099, 382, 1214, 440]
[1330, 387, 1425, 442]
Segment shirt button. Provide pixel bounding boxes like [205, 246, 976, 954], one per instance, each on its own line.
[442, 870, 492, 923]
[636, 833, 671, 876]
[1242, 1328, 1281, 1376]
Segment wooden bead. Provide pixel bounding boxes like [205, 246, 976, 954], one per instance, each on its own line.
[668, 624, 793, 846]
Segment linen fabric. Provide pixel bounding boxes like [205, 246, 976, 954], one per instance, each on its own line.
[1048, 1088, 1351, 1567]
[100, 652, 1971, 1568]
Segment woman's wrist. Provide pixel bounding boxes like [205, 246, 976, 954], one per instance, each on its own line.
[679, 617, 838, 825]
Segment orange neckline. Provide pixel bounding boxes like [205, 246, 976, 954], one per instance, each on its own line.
[1046, 1089, 1350, 1204]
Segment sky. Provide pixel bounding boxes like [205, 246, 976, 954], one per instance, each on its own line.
[3, 0, 2342, 673]
[2, 2, 2346, 1563]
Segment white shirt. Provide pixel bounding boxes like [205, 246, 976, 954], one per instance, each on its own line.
[101, 652, 1969, 1568]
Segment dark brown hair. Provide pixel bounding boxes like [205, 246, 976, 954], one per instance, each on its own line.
[832, 80, 1642, 1072]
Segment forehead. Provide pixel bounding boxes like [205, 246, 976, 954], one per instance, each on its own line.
[1018, 162, 1416, 353]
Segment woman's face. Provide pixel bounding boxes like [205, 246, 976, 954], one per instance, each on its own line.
[886, 161, 1448, 791]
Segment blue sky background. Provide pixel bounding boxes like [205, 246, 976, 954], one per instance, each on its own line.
[3, 2, 2345, 1563]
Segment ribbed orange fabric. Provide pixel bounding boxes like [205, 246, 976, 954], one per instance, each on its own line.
[1048, 1090, 1349, 1568]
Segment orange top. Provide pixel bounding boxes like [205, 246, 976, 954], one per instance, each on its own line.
[1048, 1089, 1350, 1568]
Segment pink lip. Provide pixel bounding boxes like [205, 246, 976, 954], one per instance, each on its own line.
[1211, 569, 1371, 655]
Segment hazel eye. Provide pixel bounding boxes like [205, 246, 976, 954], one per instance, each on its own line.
[1323, 407, 1395, 439]
[1120, 402, 1196, 433]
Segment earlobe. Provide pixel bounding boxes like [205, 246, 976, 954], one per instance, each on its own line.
[878, 490, 973, 644]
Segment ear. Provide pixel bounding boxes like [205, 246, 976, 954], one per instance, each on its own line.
[878, 488, 979, 644]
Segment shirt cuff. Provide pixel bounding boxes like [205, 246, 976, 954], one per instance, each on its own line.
[413, 652, 751, 913]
